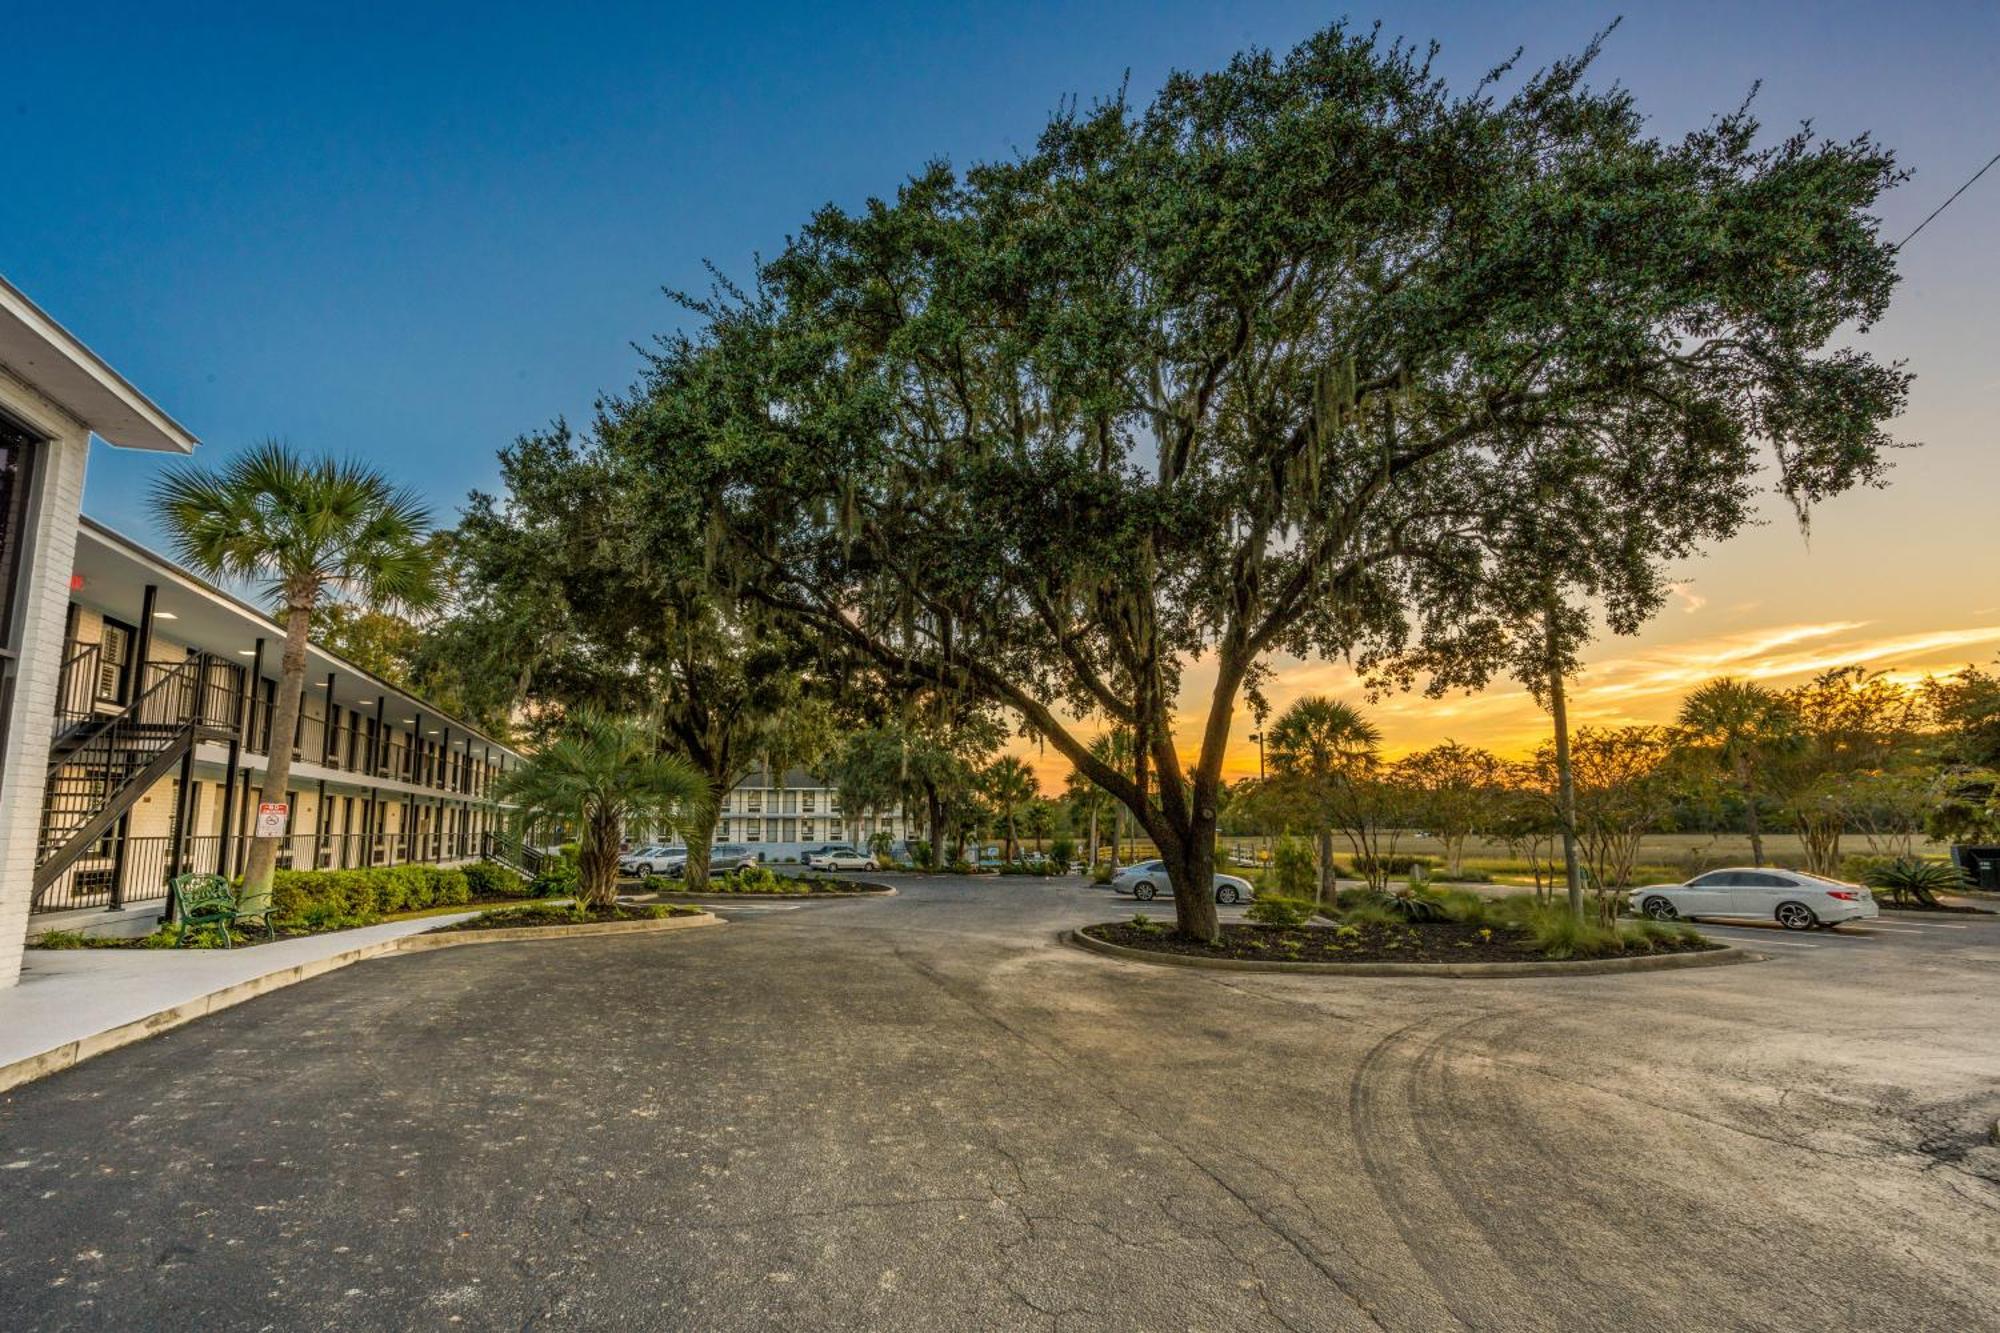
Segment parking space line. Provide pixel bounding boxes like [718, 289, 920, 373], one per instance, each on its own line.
[1702, 931, 1820, 948]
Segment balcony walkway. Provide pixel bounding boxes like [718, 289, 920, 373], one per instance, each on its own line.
[0, 911, 482, 1091]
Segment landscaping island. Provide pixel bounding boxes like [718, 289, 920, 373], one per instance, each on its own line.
[1081, 917, 1719, 966]
[428, 902, 705, 933]
[1076, 886, 1730, 974]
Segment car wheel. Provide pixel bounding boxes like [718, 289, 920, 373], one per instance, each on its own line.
[1217, 884, 1241, 905]
[1642, 896, 1678, 921]
[864, 860, 878, 871]
[1775, 901, 1818, 931]
[1135, 882, 1156, 901]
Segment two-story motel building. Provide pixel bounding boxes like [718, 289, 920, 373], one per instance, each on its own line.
[0, 276, 517, 981]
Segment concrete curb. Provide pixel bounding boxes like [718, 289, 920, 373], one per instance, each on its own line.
[1063, 928, 1763, 979]
[635, 885, 896, 903]
[399, 911, 722, 949]
[0, 912, 722, 1094]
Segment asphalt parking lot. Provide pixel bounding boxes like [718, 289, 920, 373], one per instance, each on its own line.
[1, 874, 1995, 1330]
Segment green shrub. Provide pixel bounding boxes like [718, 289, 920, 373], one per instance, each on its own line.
[528, 856, 580, 899]
[732, 864, 784, 893]
[267, 864, 475, 928]
[1246, 893, 1314, 928]
[1270, 835, 1319, 901]
[908, 838, 933, 868]
[1090, 863, 1113, 885]
[461, 860, 525, 899]
[1332, 889, 1404, 927]
[1049, 836, 1077, 871]
[1862, 857, 1965, 906]
[1431, 889, 1495, 927]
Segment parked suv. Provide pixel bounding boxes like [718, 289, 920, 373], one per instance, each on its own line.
[668, 843, 763, 877]
[621, 845, 685, 876]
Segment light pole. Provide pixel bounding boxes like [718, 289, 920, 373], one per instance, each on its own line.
[1247, 730, 1267, 864]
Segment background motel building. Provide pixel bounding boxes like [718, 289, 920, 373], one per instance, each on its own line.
[0, 275, 519, 986]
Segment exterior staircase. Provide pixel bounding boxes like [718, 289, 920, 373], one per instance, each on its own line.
[479, 830, 547, 878]
[32, 651, 238, 901]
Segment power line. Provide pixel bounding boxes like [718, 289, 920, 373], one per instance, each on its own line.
[1894, 149, 2000, 251]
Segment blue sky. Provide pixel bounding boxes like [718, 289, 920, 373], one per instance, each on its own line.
[6, 1, 1999, 765]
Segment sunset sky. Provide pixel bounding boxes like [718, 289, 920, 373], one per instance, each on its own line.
[6, 3, 1995, 791]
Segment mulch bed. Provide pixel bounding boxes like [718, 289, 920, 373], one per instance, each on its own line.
[1878, 898, 1997, 915]
[428, 903, 701, 933]
[1083, 919, 1715, 965]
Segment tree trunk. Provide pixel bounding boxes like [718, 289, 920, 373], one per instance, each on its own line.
[684, 811, 716, 890]
[1742, 762, 1765, 867]
[1316, 828, 1336, 907]
[1547, 615, 1585, 921]
[1086, 806, 1099, 872]
[925, 783, 943, 869]
[241, 604, 313, 897]
[1158, 811, 1220, 942]
[578, 806, 621, 908]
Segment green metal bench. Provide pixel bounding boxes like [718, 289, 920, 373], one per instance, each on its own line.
[167, 873, 276, 946]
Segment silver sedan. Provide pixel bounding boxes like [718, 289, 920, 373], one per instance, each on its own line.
[1109, 859, 1255, 905]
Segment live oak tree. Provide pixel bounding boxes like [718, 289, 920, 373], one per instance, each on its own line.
[622, 22, 1909, 941]
[448, 425, 828, 889]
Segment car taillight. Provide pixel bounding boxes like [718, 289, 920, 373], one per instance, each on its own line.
[1826, 890, 1860, 901]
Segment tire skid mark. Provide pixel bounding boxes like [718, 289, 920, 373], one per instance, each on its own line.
[1346, 1013, 1557, 1332]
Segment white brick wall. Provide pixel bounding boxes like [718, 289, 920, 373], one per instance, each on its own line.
[0, 378, 93, 986]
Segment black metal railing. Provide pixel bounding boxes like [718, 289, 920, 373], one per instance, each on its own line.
[54, 640, 102, 730]
[36, 654, 240, 873]
[481, 830, 547, 878]
[32, 828, 500, 914]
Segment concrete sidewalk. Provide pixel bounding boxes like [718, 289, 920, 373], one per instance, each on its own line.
[0, 911, 481, 1091]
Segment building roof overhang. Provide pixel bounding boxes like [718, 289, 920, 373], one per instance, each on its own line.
[0, 275, 197, 452]
[70, 516, 519, 760]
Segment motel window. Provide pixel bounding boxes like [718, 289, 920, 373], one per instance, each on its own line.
[97, 619, 136, 703]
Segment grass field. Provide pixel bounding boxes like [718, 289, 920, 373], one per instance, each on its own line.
[1192, 829, 1954, 888]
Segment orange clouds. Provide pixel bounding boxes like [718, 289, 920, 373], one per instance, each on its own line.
[1005, 619, 2000, 793]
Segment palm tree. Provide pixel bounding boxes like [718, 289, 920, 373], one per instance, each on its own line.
[1678, 678, 1794, 867]
[1086, 729, 1136, 868]
[1266, 697, 1382, 904]
[982, 756, 1037, 863]
[154, 444, 438, 899]
[493, 713, 710, 907]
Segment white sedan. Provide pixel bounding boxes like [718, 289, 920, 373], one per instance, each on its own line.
[1631, 868, 1880, 931]
[819, 849, 879, 872]
[1109, 859, 1255, 905]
